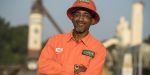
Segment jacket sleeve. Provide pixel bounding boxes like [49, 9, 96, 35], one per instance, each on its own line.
[38, 37, 64, 75]
[80, 44, 106, 75]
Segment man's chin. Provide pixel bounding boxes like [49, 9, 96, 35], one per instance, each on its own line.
[75, 29, 84, 34]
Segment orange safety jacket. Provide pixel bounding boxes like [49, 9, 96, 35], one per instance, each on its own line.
[38, 32, 106, 75]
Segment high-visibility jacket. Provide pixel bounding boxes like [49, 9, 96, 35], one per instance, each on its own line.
[38, 32, 106, 75]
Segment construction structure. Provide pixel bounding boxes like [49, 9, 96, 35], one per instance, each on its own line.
[103, 1, 150, 75]
[27, 0, 44, 70]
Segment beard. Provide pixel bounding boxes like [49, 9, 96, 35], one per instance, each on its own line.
[74, 24, 90, 34]
[75, 26, 85, 33]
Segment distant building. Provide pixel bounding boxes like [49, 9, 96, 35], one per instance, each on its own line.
[27, 0, 44, 70]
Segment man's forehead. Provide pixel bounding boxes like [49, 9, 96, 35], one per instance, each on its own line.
[74, 9, 90, 14]
[73, 8, 91, 14]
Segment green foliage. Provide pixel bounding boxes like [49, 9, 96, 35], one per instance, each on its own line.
[0, 17, 28, 65]
[144, 35, 150, 44]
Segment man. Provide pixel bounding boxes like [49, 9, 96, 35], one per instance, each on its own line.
[38, 0, 106, 75]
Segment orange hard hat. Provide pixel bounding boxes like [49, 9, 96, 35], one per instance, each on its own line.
[67, 0, 100, 24]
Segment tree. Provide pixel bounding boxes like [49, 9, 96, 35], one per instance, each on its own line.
[144, 35, 150, 44]
[0, 17, 28, 64]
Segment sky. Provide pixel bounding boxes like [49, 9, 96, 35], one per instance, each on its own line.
[0, 0, 150, 42]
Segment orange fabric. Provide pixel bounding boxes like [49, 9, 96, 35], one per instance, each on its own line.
[38, 32, 106, 75]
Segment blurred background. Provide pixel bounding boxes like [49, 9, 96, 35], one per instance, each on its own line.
[0, 0, 150, 75]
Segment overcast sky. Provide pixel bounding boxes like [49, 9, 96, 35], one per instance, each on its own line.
[0, 0, 150, 41]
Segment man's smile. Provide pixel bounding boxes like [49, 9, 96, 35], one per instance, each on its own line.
[77, 22, 85, 27]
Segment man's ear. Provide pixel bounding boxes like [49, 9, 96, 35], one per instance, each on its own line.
[70, 16, 73, 20]
[91, 19, 96, 25]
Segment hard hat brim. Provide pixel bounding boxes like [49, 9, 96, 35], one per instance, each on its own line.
[67, 7, 100, 24]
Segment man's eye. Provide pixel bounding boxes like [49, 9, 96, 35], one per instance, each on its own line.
[74, 13, 80, 17]
[73, 13, 92, 19]
[84, 14, 92, 18]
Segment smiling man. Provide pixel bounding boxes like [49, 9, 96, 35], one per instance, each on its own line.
[38, 0, 106, 75]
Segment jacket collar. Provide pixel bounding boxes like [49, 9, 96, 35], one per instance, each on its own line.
[66, 31, 92, 47]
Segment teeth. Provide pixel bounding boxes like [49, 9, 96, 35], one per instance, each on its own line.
[78, 24, 84, 26]
[77, 22, 84, 26]
[78, 23, 84, 25]
[80, 23, 84, 24]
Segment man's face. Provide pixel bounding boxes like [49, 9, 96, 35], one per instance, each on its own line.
[71, 9, 94, 33]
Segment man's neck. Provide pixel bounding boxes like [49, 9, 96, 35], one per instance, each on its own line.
[73, 30, 89, 41]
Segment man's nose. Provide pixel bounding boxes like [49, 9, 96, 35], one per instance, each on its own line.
[79, 15, 84, 21]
